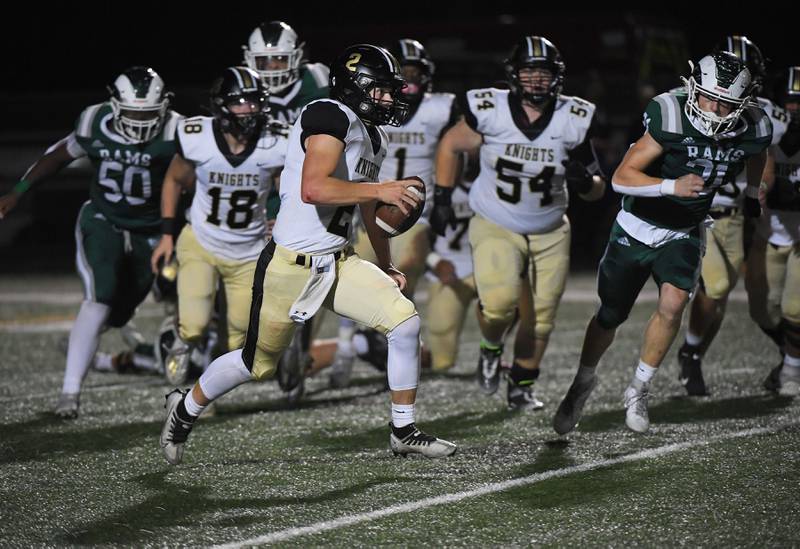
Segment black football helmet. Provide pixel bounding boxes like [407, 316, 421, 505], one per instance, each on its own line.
[107, 66, 171, 144]
[504, 36, 565, 105]
[715, 36, 767, 93]
[387, 38, 435, 102]
[210, 66, 270, 139]
[330, 44, 409, 126]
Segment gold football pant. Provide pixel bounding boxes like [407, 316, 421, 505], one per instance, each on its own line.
[426, 275, 478, 371]
[176, 224, 256, 350]
[701, 213, 744, 300]
[468, 214, 570, 338]
[243, 241, 417, 380]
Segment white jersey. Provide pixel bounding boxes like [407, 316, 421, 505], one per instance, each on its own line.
[714, 97, 790, 209]
[466, 88, 595, 234]
[273, 99, 388, 254]
[380, 92, 457, 223]
[180, 116, 287, 261]
[432, 182, 474, 279]
[761, 130, 800, 246]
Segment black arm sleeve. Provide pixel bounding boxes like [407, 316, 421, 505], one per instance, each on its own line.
[438, 98, 463, 139]
[300, 101, 350, 150]
[567, 118, 604, 178]
[458, 92, 478, 131]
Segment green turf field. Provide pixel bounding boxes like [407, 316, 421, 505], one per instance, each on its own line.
[0, 274, 797, 547]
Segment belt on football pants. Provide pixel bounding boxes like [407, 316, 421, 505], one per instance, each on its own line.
[272, 241, 347, 269]
[708, 206, 739, 219]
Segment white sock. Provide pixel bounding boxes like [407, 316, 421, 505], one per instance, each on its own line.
[634, 360, 657, 385]
[197, 349, 253, 401]
[337, 319, 356, 357]
[352, 332, 369, 356]
[685, 331, 703, 347]
[576, 365, 597, 382]
[391, 403, 415, 428]
[386, 316, 421, 391]
[62, 301, 110, 394]
[183, 390, 206, 417]
[783, 354, 800, 376]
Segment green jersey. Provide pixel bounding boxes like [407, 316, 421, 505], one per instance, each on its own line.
[267, 63, 329, 125]
[623, 91, 772, 229]
[72, 102, 181, 232]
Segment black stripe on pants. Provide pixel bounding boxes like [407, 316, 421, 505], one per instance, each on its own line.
[242, 239, 276, 372]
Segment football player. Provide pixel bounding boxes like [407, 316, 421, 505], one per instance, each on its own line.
[676, 36, 789, 395]
[243, 20, 329, 401]
[334, 38, 460, 388]
[150, 67, 288, 385]
[159, 44, 457, 464]
[433, 36, 605, 410]
[554, 52, 771, 435]
[0, 67, 181, 418]
[746, 66, 800, 396]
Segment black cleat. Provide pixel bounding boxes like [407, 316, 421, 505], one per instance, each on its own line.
[160, 389, 195, 465]
[389, 423, 457, 458]
[507, 379, 544, 411]
[678, 344, 709, 396]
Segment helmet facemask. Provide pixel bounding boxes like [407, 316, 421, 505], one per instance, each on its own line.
[508, 62, 562, 105]
[110, 99, 169, 143]
[216, 94, 269, 139]
[244, 47, 303, 91]
[349, 73, 409, 126]
[681, 54, 754, 137]
[399, 63, 431, 106]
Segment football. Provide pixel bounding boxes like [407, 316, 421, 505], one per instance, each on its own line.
[374, 176, 426, 237]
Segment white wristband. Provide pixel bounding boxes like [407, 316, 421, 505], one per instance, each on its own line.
[745, 185, 760, 199]
[426, 252, 442, 270]
[659, 179, 676, 196]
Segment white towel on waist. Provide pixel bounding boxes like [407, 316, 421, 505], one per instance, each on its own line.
[289, 253, 336, 323]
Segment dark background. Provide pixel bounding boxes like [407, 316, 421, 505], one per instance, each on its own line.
[0, 6, 792, 273]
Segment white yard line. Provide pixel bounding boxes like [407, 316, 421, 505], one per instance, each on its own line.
[214, 423, 793, 548]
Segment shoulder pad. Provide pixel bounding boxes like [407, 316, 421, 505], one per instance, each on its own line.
[75, 103, 108, 138]
[305, 63, 330, 88]
[645, 92, 687, 139]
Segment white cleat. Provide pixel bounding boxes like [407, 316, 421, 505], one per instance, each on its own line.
[54, 392, 80, 419]
[160, 389, 194, 465]
[389, 423, 457, 458]
[624, 384, 650, 433]
[553, 374, 598, 435]
[778, 370, 800, 397]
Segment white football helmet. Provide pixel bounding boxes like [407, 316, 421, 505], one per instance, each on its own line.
[242, 21, 304, 92]
[682, 52, 754, 136]
[108, 66, 170, 143]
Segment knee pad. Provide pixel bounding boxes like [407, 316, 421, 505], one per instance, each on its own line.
[386, 315, 421, 391]
[478, 295, 518, 325]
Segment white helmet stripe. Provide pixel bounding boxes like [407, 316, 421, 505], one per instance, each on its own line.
[526, 36, 534, 57]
